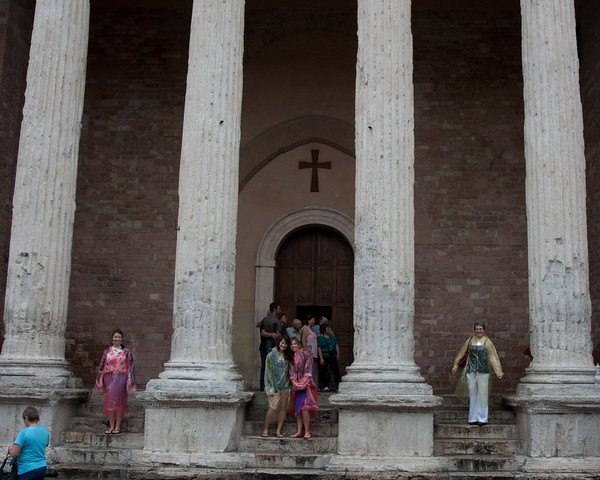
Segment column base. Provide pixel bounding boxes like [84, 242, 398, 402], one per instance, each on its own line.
[329, 392, 442, 458]
[327, 454, 448, 473]
[506, 379, 600, 457]
[0, 359, 83, 389]
[138, 363, 253, 457]
[0, 386, 88, 446]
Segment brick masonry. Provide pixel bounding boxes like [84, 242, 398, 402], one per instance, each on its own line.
[0, 3, 598, 390]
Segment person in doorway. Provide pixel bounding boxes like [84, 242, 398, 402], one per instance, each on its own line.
[278, 312, 290, 337]
[258, 302, 282, 390]
[313, 316, 334, 337]
[8, 406, 49, 480]
[286, 318, 303, 342]
[300, 314, 319, 387]
[317, 323, 341, 391]
[262, 336, 293, 438]
[288, 337, 318, 439]
[452, 322, 503, 426]
[94, 329, 136, 434]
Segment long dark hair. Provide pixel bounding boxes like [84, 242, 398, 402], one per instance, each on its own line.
[278, 335, 294, 362]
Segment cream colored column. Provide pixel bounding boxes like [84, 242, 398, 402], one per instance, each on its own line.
[506, 0, 600, 465]
[140, 1, 251, 463]
[0, 0, 89, 389]
[329, 1, 441, 467]
[340, 0, 429, 395]
[519, 0, 594, 391]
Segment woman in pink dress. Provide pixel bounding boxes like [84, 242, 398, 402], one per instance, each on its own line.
[288, 337, 318, 439]
[94, 329, 136, 434]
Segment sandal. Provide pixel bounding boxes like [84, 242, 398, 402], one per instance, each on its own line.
[104, 429, 113, 435]
[303, 434, 312, 440]
[112, 430, 121, 434]
[290, 433, 302, 438]
[276, 433, 284, 438]
[261, 432, 269, 437]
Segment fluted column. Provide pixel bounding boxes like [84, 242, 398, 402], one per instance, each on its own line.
[150, 0, 244, 391]
[519, 0, 594, 392]
[340, 0, 428, 394]
[504, 1, 600, 464]
[0, 0, 89, 389]
[139, 1, 251, 461]
[328, 1, 441, 466]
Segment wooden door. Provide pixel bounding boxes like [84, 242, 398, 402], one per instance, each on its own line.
[275, 227, 354, 375]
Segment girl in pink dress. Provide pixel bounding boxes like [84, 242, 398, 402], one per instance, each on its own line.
[288, 337, 318, 439]
[94, 329, 136, 434]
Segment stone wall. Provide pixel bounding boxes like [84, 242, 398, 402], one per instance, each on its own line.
[0, 0, 33, 340]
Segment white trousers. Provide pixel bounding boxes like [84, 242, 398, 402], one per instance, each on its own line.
[466, 372, 489, 423]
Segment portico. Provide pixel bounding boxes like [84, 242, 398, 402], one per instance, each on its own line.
[1, 0, 599, 476]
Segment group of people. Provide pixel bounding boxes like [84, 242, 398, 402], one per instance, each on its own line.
[258, 304, 341, 394]
[257, 303, 345, 438]
[3, 320, 503, 477]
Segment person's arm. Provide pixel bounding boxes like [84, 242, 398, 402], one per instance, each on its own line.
[318, 346, 324, 365]
[261, 328, 278, 340]
[126, 348, 136, 392]
[486, 339, 504, 379]
[301, 326, 308, 348]
[94, 349, 108, 391]
[451, 337, 471, 373]
[8, 443, 21, 458]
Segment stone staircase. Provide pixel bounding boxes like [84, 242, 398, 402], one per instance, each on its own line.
[48, 390, 522, 479]
[434, 391, 521, 479]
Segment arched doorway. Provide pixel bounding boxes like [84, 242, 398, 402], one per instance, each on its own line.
[275, 227, 354, 377]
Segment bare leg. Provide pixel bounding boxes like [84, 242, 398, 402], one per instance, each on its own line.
[106, 410, 116, 433]
[301, 409, 311, 438]
[290, 415, 303, 438]
[275, 392, 289, 436]
[263, 406, 277, 435]
[114, 411, 124, 432]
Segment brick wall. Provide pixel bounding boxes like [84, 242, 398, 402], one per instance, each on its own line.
[577, 1, 600, 364]
[66, 7, 190, 386]
[412, 10, 529, 389]
[0, 0, 33, 339]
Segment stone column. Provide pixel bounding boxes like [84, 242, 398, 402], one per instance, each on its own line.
[0, 0, 89, 446]
[507, 0, 600, 468]
[329, 0, 442, 471]
[138, 0, 251, 467]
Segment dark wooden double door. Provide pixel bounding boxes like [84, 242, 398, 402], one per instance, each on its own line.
[275, 227, 354, 376]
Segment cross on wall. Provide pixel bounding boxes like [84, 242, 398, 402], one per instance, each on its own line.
[298, 149, 331, 192]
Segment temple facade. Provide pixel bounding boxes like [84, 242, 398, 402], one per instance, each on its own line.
[1, 0, 600, 476]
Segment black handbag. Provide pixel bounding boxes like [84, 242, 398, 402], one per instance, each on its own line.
[0, 454, 17, 480]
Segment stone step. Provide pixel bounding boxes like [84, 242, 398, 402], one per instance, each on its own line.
[448, 473, 517, 480]
[243, 419, 337, 437]
[435, 438, 521, 456]
[435, 423, 519, 439]
[240, 434, 336, 453]
[246, 406, 338, 422]
[252, 452, 333, 469]
[78, 398, 146, 418]
[50, 445, 139, 465]
[70, 415, 145, 433]
[435, 409, 516, 424]
[61, 430, 144, 448]
[446, 454, 519, 473]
